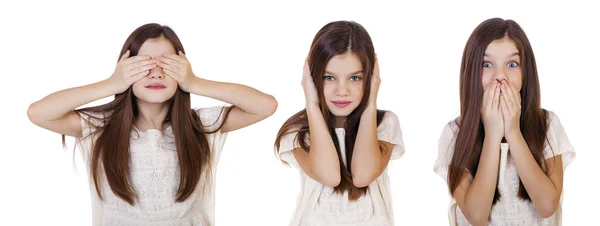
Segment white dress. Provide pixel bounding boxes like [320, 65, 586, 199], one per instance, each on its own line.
[77, 107, 228, 226]
[278, 111, 405, 226]
[434, 111, 576, 226]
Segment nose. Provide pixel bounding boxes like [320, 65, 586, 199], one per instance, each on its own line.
[493, 67, 507, 82]
[334, 81, 349, 96]
[148, 67, 164, 79]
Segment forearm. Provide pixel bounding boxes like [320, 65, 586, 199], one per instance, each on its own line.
[351, 106, 382, 186]
[463, 137, 502, 225]
[189, 77, 276, 116]
[506, 132, 560, 216]
[306, 105, 340, 185]
[28, 79, 117, 122]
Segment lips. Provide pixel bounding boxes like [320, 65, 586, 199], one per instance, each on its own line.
[145, 83, 166, 90]
[332, 101, 352, 108]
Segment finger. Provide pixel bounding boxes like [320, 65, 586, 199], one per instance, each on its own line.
[124, 59, 156, 72]
[162, 53, 187, 64]
[123, 55, 152, 65]
[500, 89, 512, 115]
[500, 96, 509, 115]
[492, 83, 500, 110]
[501, 82, 516, 109]
[373, 58, 380, 78]
[303, 59, 310, 77]
[157, 56, 183, 70]
[161, 67, 179, 80]
[156, 60, 181, 74]
[507, 81, 521, 106]
[131, 70, 150, 83]
[482, 82, 492, 108]
[178, 50, 187, 58]
[119, 50, 130, 62]
[127, 63, 157, 77]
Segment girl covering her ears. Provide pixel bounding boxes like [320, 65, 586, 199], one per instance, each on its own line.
[27, 23, 277, 226]
[274, 21, 405, 226]
[433, 18, 575, 226]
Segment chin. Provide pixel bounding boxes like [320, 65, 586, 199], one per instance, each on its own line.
[136, 95, 174, 104]
[327, 106, 358, 117]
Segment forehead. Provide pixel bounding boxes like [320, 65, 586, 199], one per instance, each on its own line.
[137, 36, 176, 58]
[484, 37, 519, 58]
[325, 51, 363, 75]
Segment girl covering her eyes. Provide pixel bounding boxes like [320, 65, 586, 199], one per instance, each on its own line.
[28, 23, 277, 225]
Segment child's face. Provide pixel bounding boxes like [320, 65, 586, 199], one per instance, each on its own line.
[132, 36, 179, 104]
[481, 37, 523, 92]
[323, 51, 364, 118]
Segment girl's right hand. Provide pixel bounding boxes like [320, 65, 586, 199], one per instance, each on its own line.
[109, 50, 157, 94]
[481, 81, 504, 140]
[302, 59, 319, 108]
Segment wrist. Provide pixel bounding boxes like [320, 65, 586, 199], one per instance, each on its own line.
[505, 130, 523, 143]
[102, 78, 121, 95]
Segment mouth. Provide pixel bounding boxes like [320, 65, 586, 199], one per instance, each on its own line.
[145, 83, 166, 90]
[331, 101, 352, 108]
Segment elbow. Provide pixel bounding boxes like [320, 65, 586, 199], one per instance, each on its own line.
[320, 173, 341, 187]
[463, 208, 490, 226]
[536, 197, 560, 218]
[262, 95, 278, 117]
[352, 173, 377, 188]
[27, 102, 41, 125]
[466, 214, 489, 226]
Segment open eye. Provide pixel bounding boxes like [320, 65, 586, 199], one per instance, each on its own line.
[323, 76, 334, 81]
[507, 61, 519, 68]
[483, 62, 492, 68]
[350, 75, 362, 81]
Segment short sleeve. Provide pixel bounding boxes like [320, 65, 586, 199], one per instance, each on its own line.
[377, 111, 405, 160]
[434, 121, 458, 182]
[196, 106, 230, 161]
[196, 106, 229, 132]
[543, 111, 576, 170]
[75, 111, 107, 160]
[276, 130, 307, 169]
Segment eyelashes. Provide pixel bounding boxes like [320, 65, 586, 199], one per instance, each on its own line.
[322, 75, 363, 81]
[482, 61, 520, 68]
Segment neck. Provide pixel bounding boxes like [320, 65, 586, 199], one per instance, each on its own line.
[334, 116, 346, 128]
[135, 99, 170, 131]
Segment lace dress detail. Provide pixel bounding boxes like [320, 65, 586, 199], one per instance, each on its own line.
[434, 111, 576, 226]
[77, 107, 228, 226]
[278, 111, 405, 226]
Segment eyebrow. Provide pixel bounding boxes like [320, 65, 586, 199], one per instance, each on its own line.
[484, 52, 520, 58]
[324, 70, 364, 76]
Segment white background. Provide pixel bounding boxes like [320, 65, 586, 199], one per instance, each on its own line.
[1, 0, 598, 225]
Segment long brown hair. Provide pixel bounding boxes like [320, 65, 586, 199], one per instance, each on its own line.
[65, 23, 232, 205]
[274, 21, 386, 200]
[448, 18, 550, 204]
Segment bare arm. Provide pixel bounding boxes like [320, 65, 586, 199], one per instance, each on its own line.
[28, 52, 155, 137]
[188, 77, 277, 133]
[351, 107, 393, 187]
[452, 137, 502, 226]
[500, 81, 562, 217]
[453, 81, 504, 225]
[292, 105, 341, 187]
[507, 134, 563, 218]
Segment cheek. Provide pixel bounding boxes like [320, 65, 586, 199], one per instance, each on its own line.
[481, 70, 493, 85]
[508, 71, 523, 90]
[352, 84, 363, 98]
[322, 83, 333, 101]
[131, 81, 145, 96]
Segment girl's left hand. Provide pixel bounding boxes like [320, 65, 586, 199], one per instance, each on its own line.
[499, 80, 521, 137]
[156, 51, 197, 92]
[368, 56, 381, 108]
